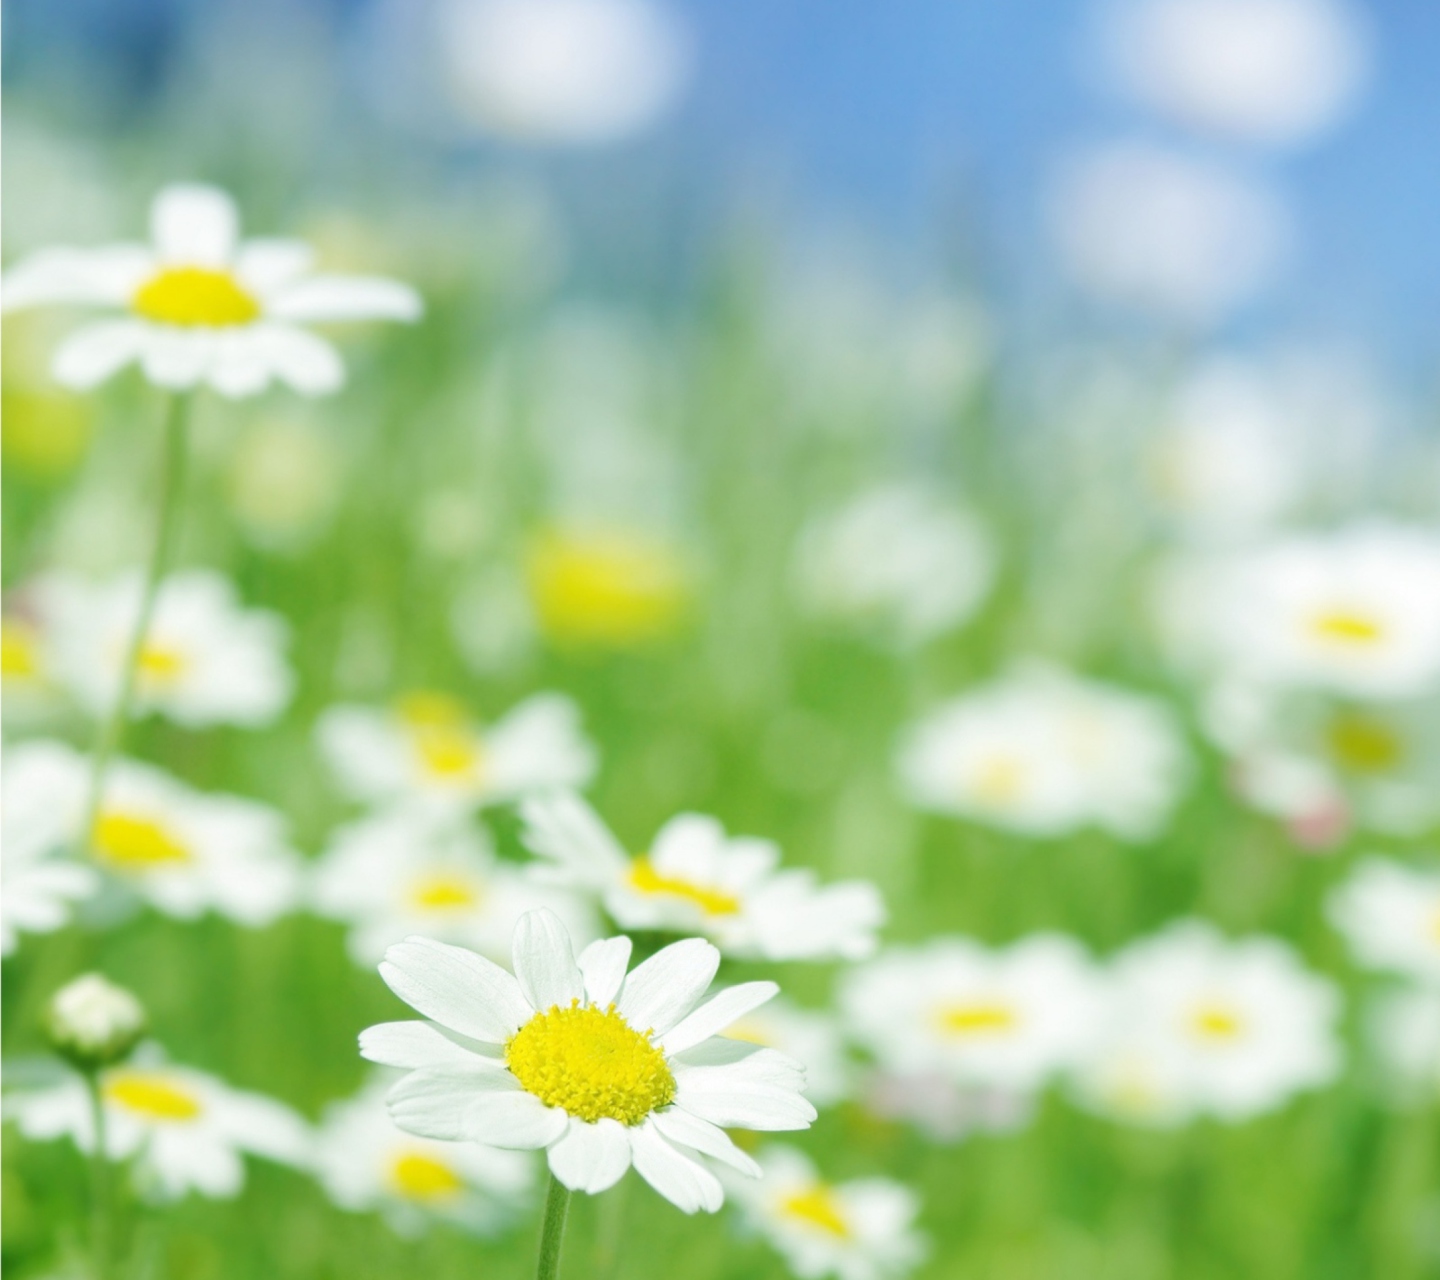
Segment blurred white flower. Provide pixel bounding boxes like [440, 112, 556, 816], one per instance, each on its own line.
[895, 664, 1189, 840]
[1079, 921, 1342, 1122]
[1052, 142, 1291, 325]
[520, 791, 885, 961]
[436, 0, 690, 145]
[1100, 0, 1371, 148]
[312, 804, 597, 967]
[7, 1046, 309, 1200]
[45, 973, 147, 1070]
[314, 1077, 534, 1235]
[861, 1073, 1034, 1143]
[1328, 859, 1440, 985]
[1, 183, 420, 397]
[1, 607, 66, 728]
[1367, 987, 1440, 1100]
[840, 936, 1104, 1094]
[38, 569, 294, 729]
[317, 690, 596, 811]
[723, 1145, 927, 1280]
[719, 997, 852, 1109]
[361, 910, 815, 1213]
[794, 485, 996, 649]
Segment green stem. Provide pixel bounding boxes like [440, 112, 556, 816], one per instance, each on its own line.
[535, 1172, 572, 1280]
[85, 1071, 113, 1280]
[79, 392, 192, 853]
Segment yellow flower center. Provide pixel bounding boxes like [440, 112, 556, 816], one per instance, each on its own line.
[971, 756, 1025, 805]
[1310, 609, 1384, 646]
[409, 872, 482, 911]
[505, 1000, 675, 1126]
[92, 811, 192, 871]
[390, 1150, 465, 1201]
[1, 620, 41, 678]
[104, 1072, 202, 1123]
[1191, 1002, 1244, 1041]
[137, 643, 189, 687]
[395, 692, 485, 781]
[779, 1184, 851, 1238]
[628, 857, 742, 917]
[935, 1000, 1018, 1037]
[132, 266, 261, 328]
[1326, 713, 1403, 774]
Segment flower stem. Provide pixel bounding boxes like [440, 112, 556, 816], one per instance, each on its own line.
[78, 391, 192, 853]
[535, 1172, 572, 1280]
[84, 1070, 113, 1280]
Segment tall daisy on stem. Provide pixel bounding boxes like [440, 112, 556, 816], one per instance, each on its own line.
[1, 182, 422, 851]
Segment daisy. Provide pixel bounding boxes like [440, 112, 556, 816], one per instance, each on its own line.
[360, 908, 816, 1213]
[1089, 921, 1341, 1121]
[1, 182, 420, 397]
[895, 664, 1189, 841]
[7, 1046, 309, 1200]
[317, 690, 596, 811]
[723, 1145, 927, 1280]
[15, 739, 302, 926]
[719, 996, 852, 1109]
[312, 804, 597, 967]
[314, 1077, 534, 1236]
[1328, 858, 1440, 985]
[2, 603, 66, 727]
[839, 936, 1104, 1094]
[793, 484, 995, 649]
[519, 791, 885, 961]
[37, 568, 294, 729]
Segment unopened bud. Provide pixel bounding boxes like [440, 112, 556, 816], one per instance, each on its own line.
[45, 973, 146, 1072]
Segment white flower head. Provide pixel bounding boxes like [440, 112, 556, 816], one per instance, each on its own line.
[794, 484, 996, 649]
[360, 909, 816, 1213]
[39, 569, 294, 729]
[7, 1046, 309, 1200]
[312, 804, 597, 967]
[840, 936, 1105, 1094]
[315, 1077, 534, 1235]
[1, 182, 421, 397]
[896, 664, 1190, 841]
[724, 1145, 927, 1280]
[45, 973, 147, 1069]
[520, 792, 885, 962]
[1328, 858, 1440, 985]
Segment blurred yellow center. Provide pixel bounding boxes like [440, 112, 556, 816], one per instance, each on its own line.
[628, 858, 741, 916]
[137, 643, 189, 686]
[390, 1151, 464, 1201]
[104, 1072, 202, 1122]
[527, 531, 688, 647]
[505, 1000, 674, 1126]
[972, 757, 1025, 804]
[780, 1184, 851, 1238]
[132, 267, 260, 328]
[1191, 1004, 1244, 1040]
[93, 812, 192, 870]
[409, 873, 481, 911]
[396, 692, 484, 780]
[1326, 714, 1403, 773]
[1, 621, 40, 678]
[936, 1001, 1017, 1036]
[1310, 610, 1384, 646]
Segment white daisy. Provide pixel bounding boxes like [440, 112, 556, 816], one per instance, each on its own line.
[895, 664, 1189, 841]
[1, 182, 420, 397]
[360, 908, 816, 1213]
[793, 484, 996, 649]
[312, 804, 597, 967]
[314, 1077, 534, 1235]
[718, 996, 852, 1109]
[7, 1047, 309, 1200]
[317, 691, 596, 811]
[1, 603, 66, 727]
[37, 568, 294, 729]
[14, 739, 301, 926]
[1328, 858, 1440, 985]
[724, 1145, 927, 1280]
[519, 791, 885, 961]
[1086, 921, 1342, 1121]
[840, 936, 1104, 1094]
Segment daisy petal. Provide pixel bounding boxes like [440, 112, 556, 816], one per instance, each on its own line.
[233, 239, 314, 295]
[151, 184, 240, 266]
[388, 1070, 566, 1149]
[253, 324, 344, 396]
[578, 936, 632, 1008]
[379, 936, 532, 1043]
[140, 327, 214, 389]
[358, 1020, 498, 1072]
[658, 981, 779, 1055]
[208, 330, 273, 399]
[651, 1109, 760, 1178]
[51, 320, 149, 389]
[512, 909, 584, 1012]
[628, 1120, 723, 1214]
[267, 276, 422, 323]
[3, 245, 153, 311]
[672, 1044, 818, 1131]
[519, 791, 631, 886]
[617, 938, 720, 1037]
[546, 1117, 632, 1193]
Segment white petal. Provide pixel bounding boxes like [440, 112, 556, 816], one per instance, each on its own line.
[234, 239, 314, 295]
[2, 245, 153, 310]
[51, 320, 148, 388]
[388, 1070, 565, 1149]
[617, 938, 719, 1036]
[252, 323, 344, 396]
[658, 982, 778, 1055]
[379, 936, 532, 1043]
[139, 326, 214, 388]
[650, 1109, 760, 1178]
[151, 184, 240, 265]
[266, 275, 422, 323]
[577, 936, 632, 1008]
[546, 1117, 632, 1193]
[358, 1020, 499, 1072]
[672, 1047, 817, 1132]
[519, 791, 631, 887]
[628, 1120, 723, 1214]
[206, 330, 273, 399]
[512, 909, 584, 1012]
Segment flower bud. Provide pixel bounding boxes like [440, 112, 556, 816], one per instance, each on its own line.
[45, 973, 146, 1072]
